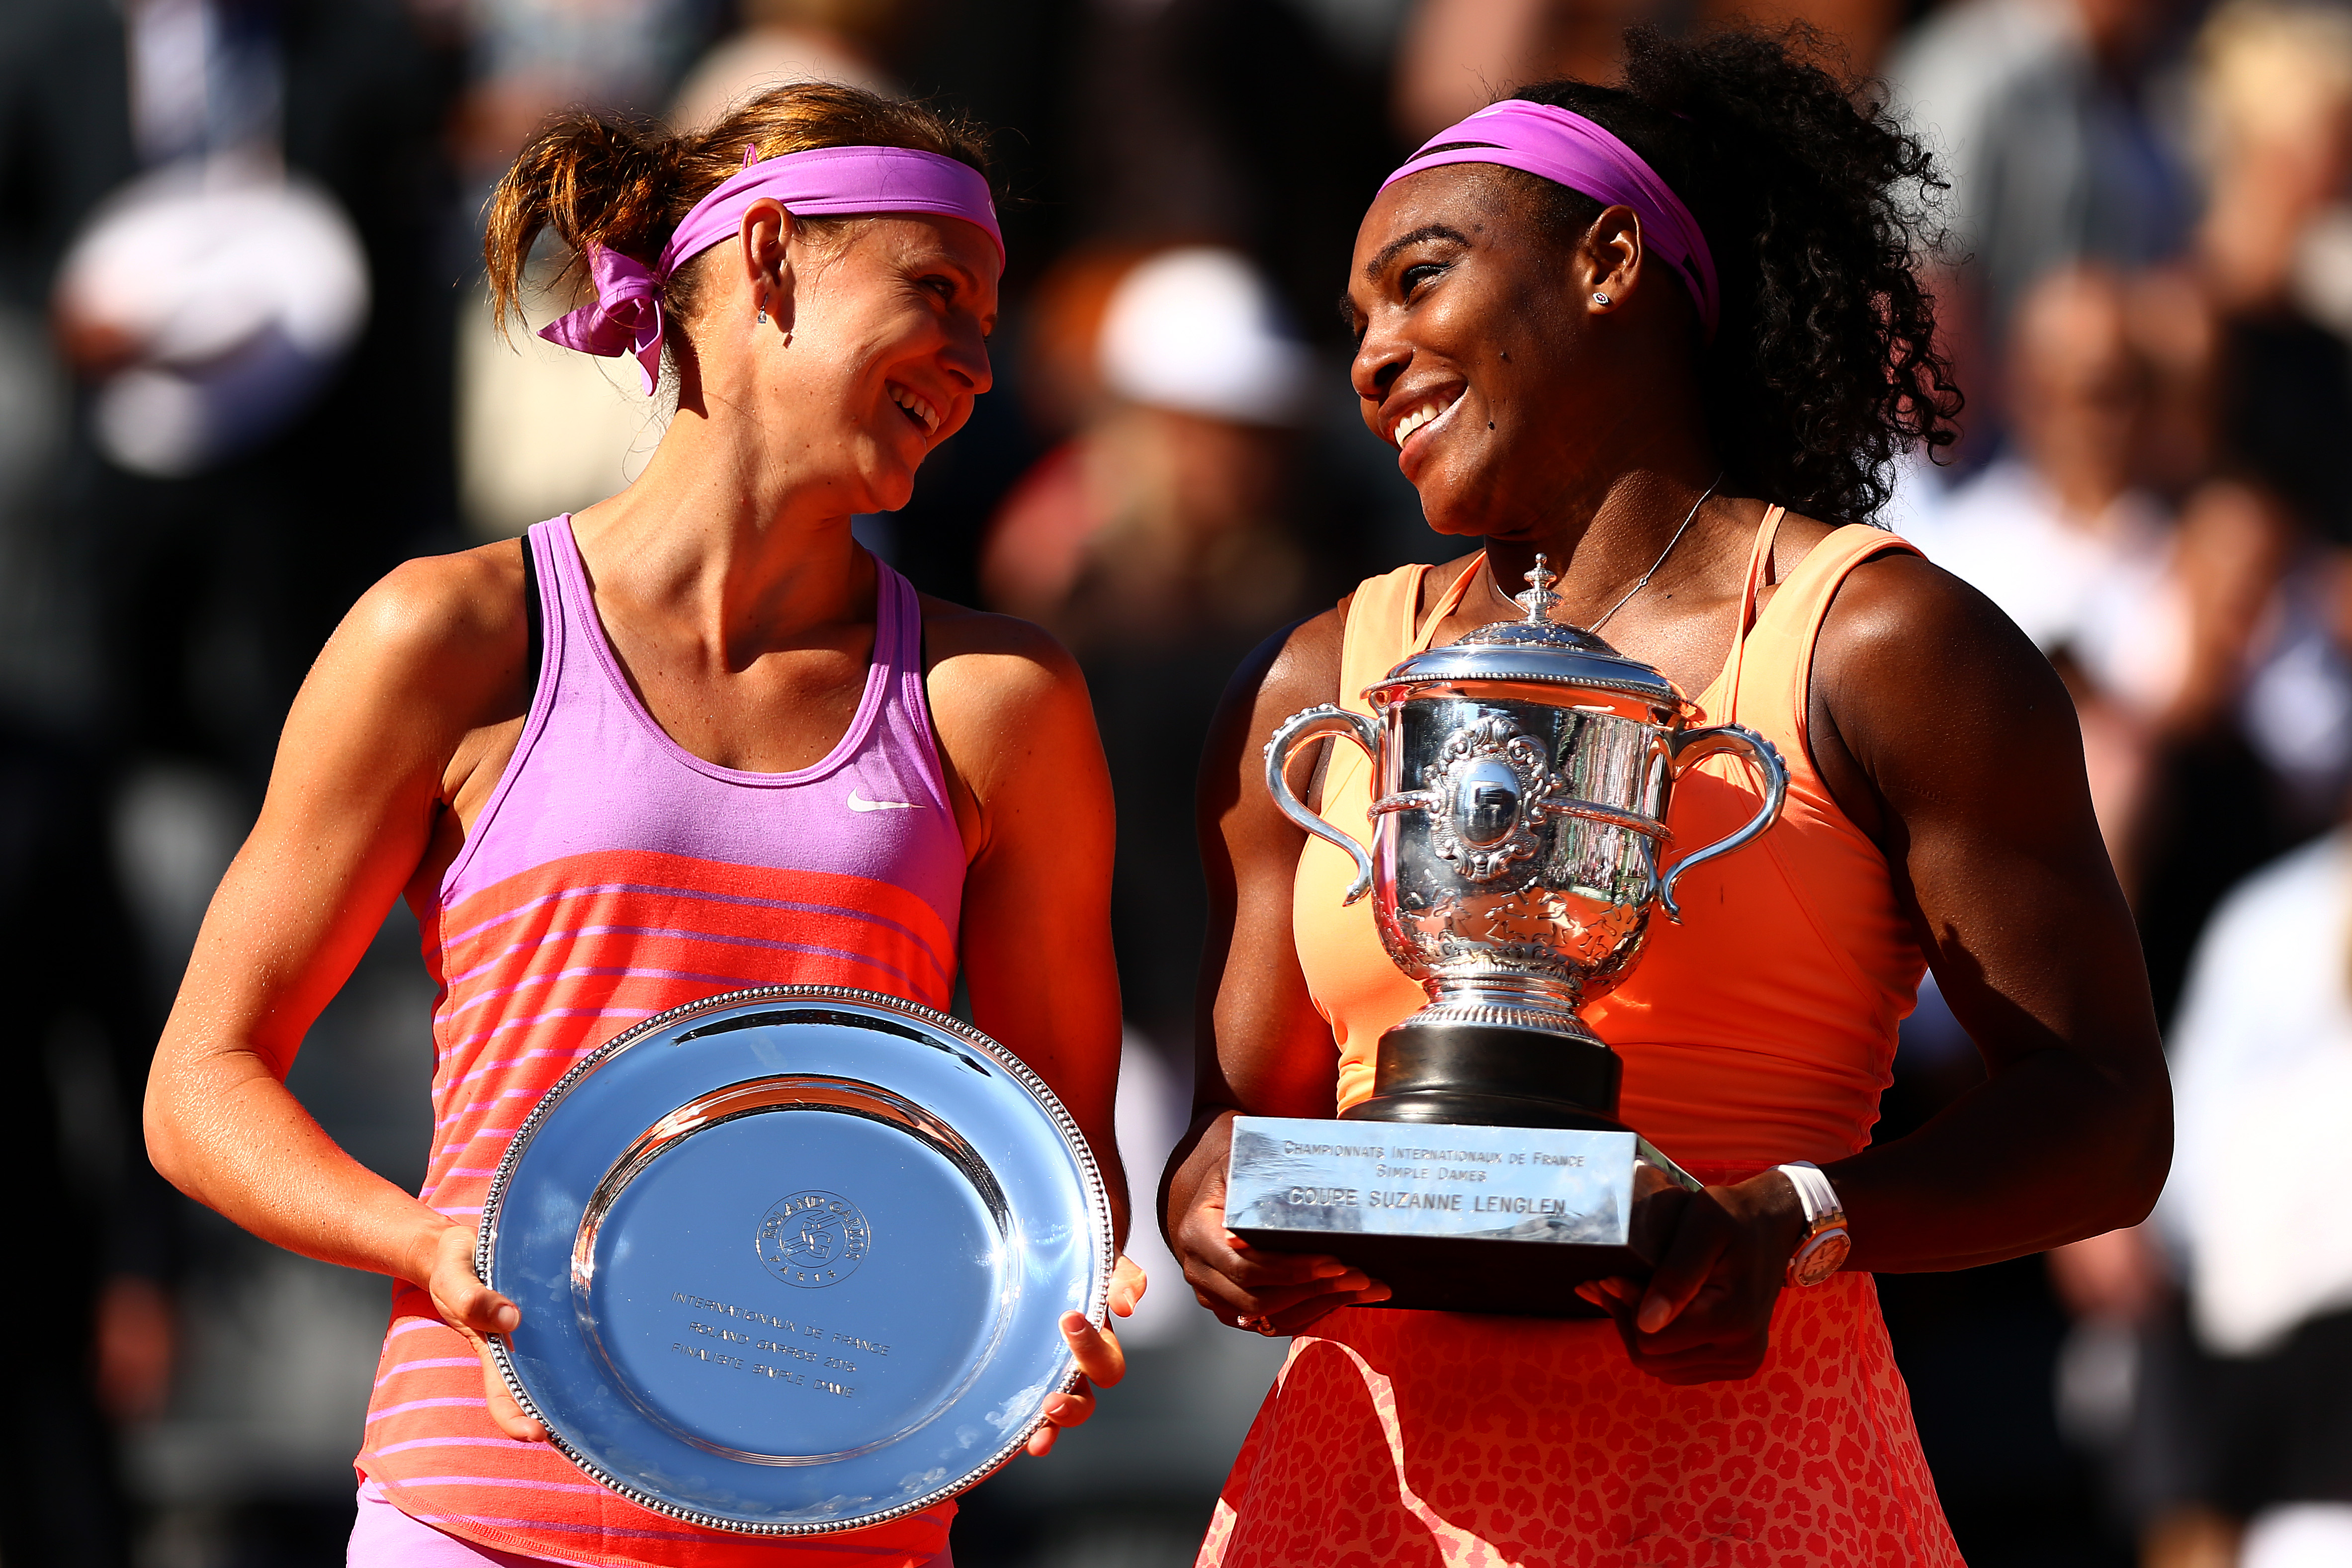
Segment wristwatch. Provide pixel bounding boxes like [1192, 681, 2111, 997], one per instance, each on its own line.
[1774, 1161, 1850, 1288]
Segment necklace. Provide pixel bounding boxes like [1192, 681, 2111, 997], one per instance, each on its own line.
[1583, 472, 1724, 633]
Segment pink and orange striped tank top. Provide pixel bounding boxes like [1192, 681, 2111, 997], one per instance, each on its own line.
[357, 517, 965, 1567]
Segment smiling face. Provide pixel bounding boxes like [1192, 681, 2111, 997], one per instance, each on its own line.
[1347, 167, 1648, 541]
[721, 209, 1000, 516]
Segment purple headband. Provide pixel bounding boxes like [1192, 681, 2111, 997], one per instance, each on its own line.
[1382, 100, 1719, 339]
[540, 144, 1003, 394]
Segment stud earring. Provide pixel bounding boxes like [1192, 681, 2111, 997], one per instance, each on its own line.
[757, 306, 768, 324]
[1592, 292, 1610, 306]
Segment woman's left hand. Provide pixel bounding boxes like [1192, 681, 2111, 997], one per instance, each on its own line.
[1026, 1254, 1146, 1456]
[1575, 1174, 1808, 1385]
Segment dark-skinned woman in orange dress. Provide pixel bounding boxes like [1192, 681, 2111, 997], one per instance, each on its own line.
[1165, 28, 2171, 1568]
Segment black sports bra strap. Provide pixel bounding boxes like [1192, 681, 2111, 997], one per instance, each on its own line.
[521, 533, 544, 708]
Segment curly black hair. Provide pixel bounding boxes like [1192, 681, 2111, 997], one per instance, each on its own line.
[1507, 27, 1960, 525]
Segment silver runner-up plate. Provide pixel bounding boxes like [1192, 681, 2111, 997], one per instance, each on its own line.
[476, 986, 1115, 1535]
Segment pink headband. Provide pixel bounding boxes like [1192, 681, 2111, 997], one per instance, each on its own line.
[1382, 100, 1719, 339]
[540, 144, 1003, 394]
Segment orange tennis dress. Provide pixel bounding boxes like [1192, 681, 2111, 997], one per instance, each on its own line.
[1199, 508, 1964, 1568]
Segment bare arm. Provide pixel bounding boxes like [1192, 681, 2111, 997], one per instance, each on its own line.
[925, 608, 1132, 1245]
[143, 546, 548, 1435]
[1160, 612, 1391, 1335]
[923, 605, 1142, 1448]
[1597, 551, 2172, 1381]
[1812, 551, 2172, 1264]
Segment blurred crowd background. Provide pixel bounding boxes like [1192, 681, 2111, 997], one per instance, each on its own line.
[4, 0, 2352, 1564]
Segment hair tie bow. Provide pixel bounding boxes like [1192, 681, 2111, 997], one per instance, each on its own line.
[539, 244, 666, 395]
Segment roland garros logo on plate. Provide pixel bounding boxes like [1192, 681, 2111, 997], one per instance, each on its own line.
[755, 1191, 871, 1288]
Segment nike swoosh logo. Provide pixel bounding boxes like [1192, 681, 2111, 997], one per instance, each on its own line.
[848, 790, 923, 812]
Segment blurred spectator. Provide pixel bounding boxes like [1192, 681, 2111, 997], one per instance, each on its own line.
[2188, 0, 2352, 316]
[45, 0, 372, 480]
[1069, 0, 1399, 348]
[56, 165, 371, 479]
[983, 246, 1317, 1055]
[1908, 264, 2186, 880]
[0, 0, 460, 780]
[2138, 816, 2352, 1566]
[456, 264, 669, 540]
[1911, 265, 2182, 710]
[1888, 0, 2194, 439]
[2191, 0, 2352, 545]
[2132, 0, 2352, 1020]
[450, 0, 709, 178]
[1, 1, 455, 1562]
[1395, 0, 1907, 142]
[672, 0, 905, 130]
[0, 730, 171, 1568]
[985, 246, 1310, 631]
[1395, 0, 1637, 136]
[452, 0, 724, 542]
[1004, 241, 1158, 446]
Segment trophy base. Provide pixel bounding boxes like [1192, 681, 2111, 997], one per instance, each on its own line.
[1223, 1116, 1702, 1319]
[1340, 1021, 1625, 1131]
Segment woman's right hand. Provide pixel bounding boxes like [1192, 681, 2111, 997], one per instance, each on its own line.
[1167, 1115, 1391, 1337]
[421, 1221, 549, 1442]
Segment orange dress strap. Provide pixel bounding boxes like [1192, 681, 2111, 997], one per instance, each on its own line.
[1335, 555, 1480, 702]
[1718, 519, 1920, 795]
[1591, 516, 1927, 1171]
[1718, 503, 1787, 728]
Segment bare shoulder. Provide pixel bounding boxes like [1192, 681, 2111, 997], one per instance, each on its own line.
[1814, 536, 2057, 695]
[1193, 603, 1350, 839]
[262, 540, 532, 820]
[321, 539, 528, 709]
[1225, 602, 1349, 744]
[916, 593, 1085, 714]
[1807, 530, 2079, 832]
[919, 592, 1075, 668]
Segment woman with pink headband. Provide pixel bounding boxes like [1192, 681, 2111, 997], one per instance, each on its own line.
[145, 83, 1141, 1567]
[1169, 29, 2169, 1566]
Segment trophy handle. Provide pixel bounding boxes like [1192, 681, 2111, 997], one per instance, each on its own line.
[1657, 723, 1789, 923]
[1264, 704, 1383, 905]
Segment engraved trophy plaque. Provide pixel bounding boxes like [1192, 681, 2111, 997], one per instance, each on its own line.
[477, 987, 1115, 1534]
[1227, 560, 1788, 1316]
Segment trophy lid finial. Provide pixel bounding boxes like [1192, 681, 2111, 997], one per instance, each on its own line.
[1514, 555, 1562, 625]
[1381, 547, 1689, 711]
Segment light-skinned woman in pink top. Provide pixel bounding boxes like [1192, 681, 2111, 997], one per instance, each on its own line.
[143, 84, 1142, 1567]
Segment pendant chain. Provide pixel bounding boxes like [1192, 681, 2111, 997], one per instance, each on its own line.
[1583, 472, 1725, 633]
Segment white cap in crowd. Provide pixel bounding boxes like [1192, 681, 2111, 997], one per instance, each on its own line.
[1094, 246, 1311, 428]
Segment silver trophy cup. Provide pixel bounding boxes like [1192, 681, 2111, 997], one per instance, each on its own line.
[1264, 557, 1788, 1129]
[1225, 560, 1789, 1313]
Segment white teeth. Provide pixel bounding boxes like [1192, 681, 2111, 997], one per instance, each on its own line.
[888, 384, 940, 433]
[1391, 397, 1458, 448]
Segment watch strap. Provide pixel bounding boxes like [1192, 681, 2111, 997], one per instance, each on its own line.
[1774, 1161, 1849, 1288]
[1775, 1160, 1842, 1229]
